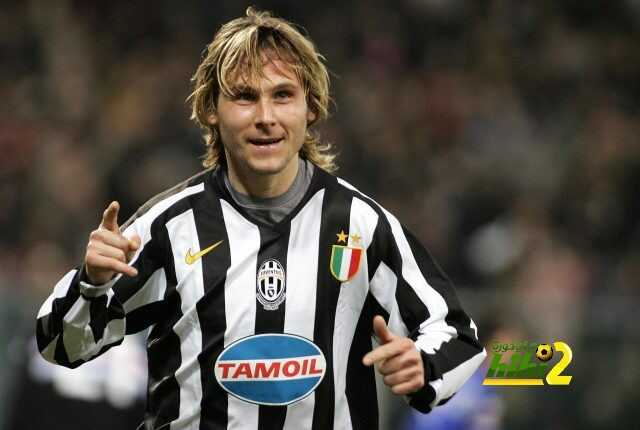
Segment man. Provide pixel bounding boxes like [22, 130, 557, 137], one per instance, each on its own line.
[36, 8, 486, 430]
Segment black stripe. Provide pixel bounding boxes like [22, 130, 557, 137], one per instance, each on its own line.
[383, 224, 431, 334]
[36, 270, 83, 354]
[346, 191, 431, 332]
[345, 294, 379, 430]
[88, 294, 125, 342]
[398, 226, 482, 411]
[340, 188, 432, 333]
[144, 222, 182, 429]
[367, 293, 390, 324]
[127, 194, 201, 428]
[312, 178, 353, 430]
[126, 302, 166, 334]
[402, 225, 483, 370]
[191, 182, 231, 430]
[365, 207, 433, 334]
[407, 350, 437, 413]
[255, 224, 291, 430]
[437, 394, 454, 406]
[425, 338, 483, 381]
[366, 216, 388, 283]
[338, 187, 447, 414]
[121, 189, 201, 335]
[113, 232, 163, 307]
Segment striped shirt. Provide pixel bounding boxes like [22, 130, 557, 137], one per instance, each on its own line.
[36, 165, 486, 430]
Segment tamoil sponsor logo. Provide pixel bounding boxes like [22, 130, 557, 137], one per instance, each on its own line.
[214, 334, 326, 405]
[482, 341, 573, 386]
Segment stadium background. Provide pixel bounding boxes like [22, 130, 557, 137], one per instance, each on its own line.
[1, 1, 639, 428]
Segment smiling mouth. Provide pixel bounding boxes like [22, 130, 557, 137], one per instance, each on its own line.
[248, 137, 284, 146]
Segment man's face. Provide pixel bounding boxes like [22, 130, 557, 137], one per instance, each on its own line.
[208, 59, 315, 181]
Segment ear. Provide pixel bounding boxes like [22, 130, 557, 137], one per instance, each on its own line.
[207, 112, 218, 126]
[307, 109, 317, 124]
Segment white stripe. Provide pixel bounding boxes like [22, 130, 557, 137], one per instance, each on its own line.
[338, 179, 456, 349]
[37, 269, 77, 318]
[60, 297, 91, 362]
[81, 185, 205, 310]
[125, 183, 205, 245]
[167, 210, 205, 430]
[369, 262, 409, 337]
[379, 208, 452, 339]
[39, 183, 205, 365]
[414, 320, 457, 354]
[122, 182, 205, 285]
[333, 197, 378, 430]
[338, 178, 466, 402]
[41, 334, 60, 362]
[336, 178, 357, 192]
[61, 289, 124, 363]
[282, 190, 324, 430]
[123, 268, 167, 313]
[221, 200, 260, 430]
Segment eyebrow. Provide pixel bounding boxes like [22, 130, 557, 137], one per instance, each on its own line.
[231, 80, 299, 94]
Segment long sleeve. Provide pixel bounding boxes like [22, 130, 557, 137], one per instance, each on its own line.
[36, 211, 167, 368]
[367, 205, 486, 413]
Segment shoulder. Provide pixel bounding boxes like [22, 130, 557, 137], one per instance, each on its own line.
[326, 172, 392, 221]
[121, 169, 213, 231]
[316, 169, 401, 236]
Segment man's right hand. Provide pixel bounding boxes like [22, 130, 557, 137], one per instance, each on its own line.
[84, 201, 141, 285]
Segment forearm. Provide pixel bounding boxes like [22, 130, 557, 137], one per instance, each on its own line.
[36, 267, 126, 368]
[411, 328, 486, 412]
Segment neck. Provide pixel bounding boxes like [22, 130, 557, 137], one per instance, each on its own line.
[226, 157, 300, 198]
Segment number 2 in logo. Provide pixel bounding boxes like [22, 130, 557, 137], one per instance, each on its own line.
[546, 341, 573, 385]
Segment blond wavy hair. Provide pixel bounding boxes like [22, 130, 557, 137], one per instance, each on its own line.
[188, 7, 337, 172]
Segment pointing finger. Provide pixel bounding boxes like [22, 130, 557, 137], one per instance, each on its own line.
[90, 229, 130, 250]
[373, 315, 396, 344]
[100, 201, 120, 232]
[362, 340, 407, 366]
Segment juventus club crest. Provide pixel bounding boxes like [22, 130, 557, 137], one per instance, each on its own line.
[256, 259, 286, 310]
[330, 229, 363, 282]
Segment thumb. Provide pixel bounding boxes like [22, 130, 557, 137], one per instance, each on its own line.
[129, 234, 141, 250]
[373, 315, 395, 344]
[100, 201, 120, 232]
[126, 234, 142, 262]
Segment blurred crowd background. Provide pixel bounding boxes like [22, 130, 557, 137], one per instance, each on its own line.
[1, 1, 639, 429]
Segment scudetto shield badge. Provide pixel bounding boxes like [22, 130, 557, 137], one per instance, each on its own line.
[256, 259, 286, 310]
[330, 245, 363, 282]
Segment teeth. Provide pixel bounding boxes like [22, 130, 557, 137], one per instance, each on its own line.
[251, 139, 281, 145]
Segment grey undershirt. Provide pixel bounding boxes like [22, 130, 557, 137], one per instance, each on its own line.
[223, 158, 314, 226]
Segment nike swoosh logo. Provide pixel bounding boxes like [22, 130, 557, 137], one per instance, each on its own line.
[185, 240, 224, 265]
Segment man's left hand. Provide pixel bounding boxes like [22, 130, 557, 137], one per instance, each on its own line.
[362, 315, 425, 395]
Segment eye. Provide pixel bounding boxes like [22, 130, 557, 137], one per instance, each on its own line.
[274, 90, 293, 100]
[233, 91, 257, 102]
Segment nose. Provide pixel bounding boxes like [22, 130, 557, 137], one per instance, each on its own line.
[255, 99, 276, 128]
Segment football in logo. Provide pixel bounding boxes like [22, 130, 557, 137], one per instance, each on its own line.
[256, 259, 286, 310]
[214, 334, 326, 406]
[536, 343, 553, 362]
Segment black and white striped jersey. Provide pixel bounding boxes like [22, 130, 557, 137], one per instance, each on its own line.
[36, 165, 486, 430]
